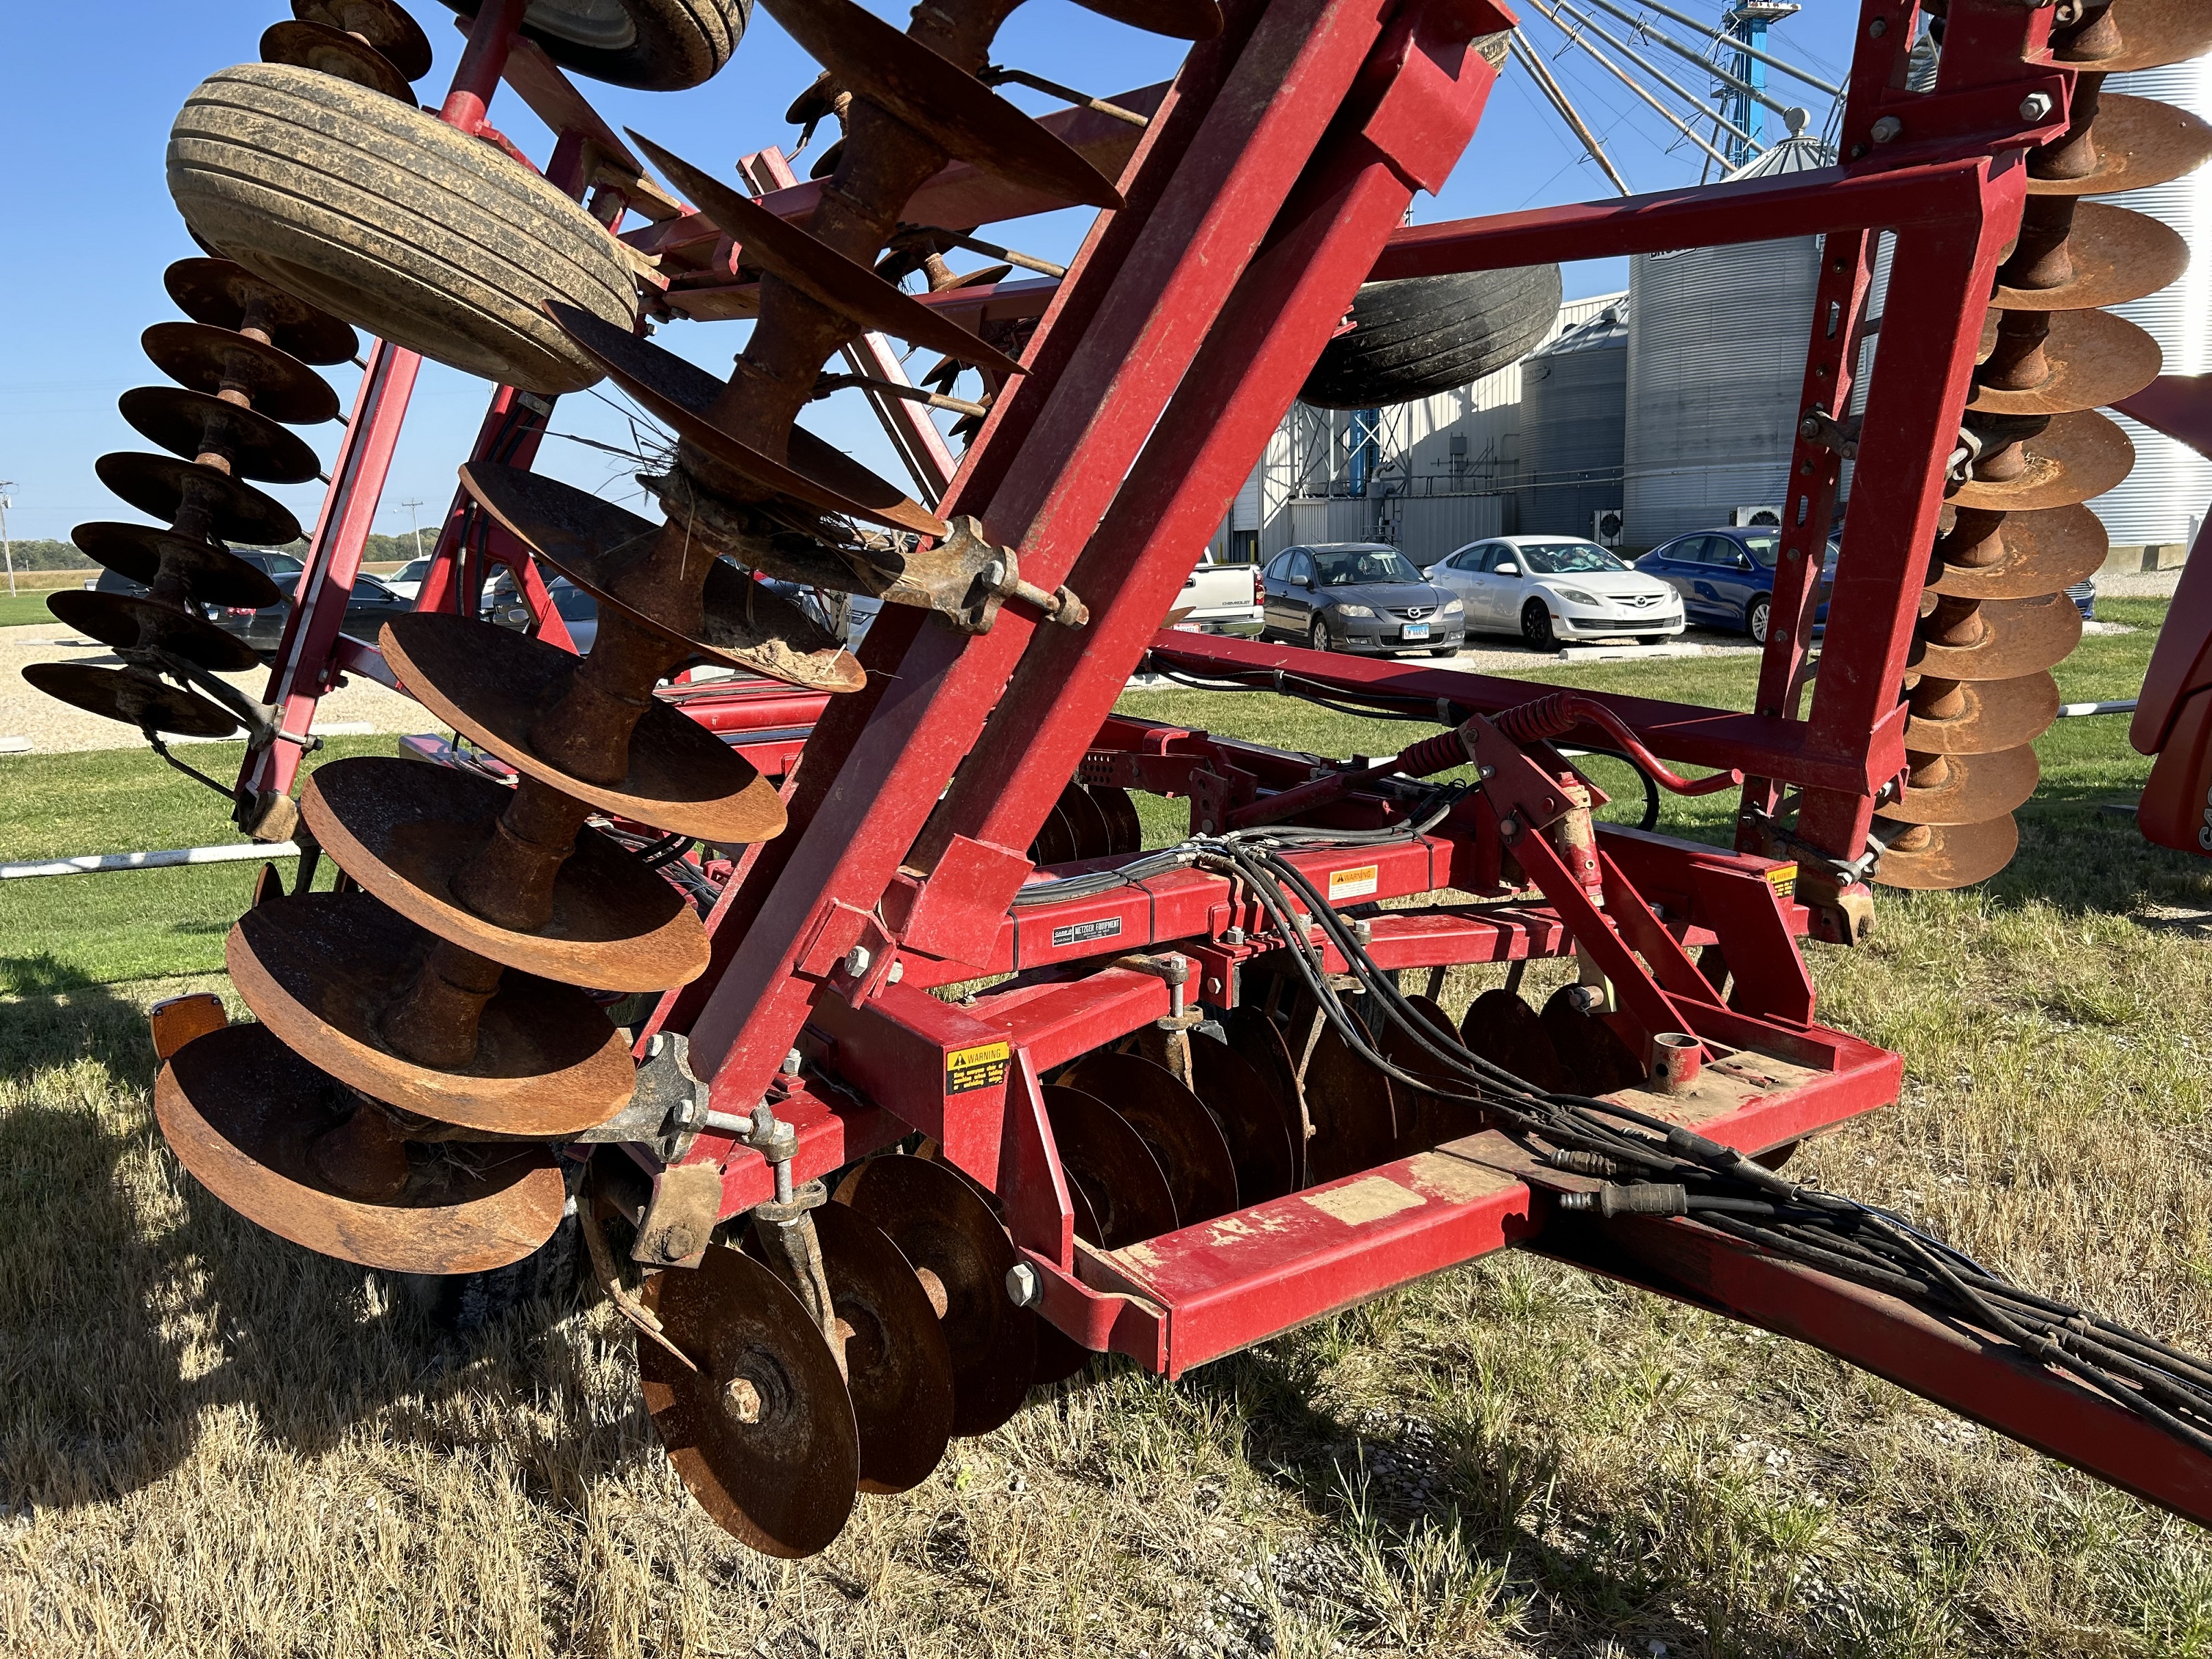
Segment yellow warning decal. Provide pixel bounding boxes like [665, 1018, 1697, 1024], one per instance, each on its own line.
[1328, 864, 1380, 901]
[1766, 862, 1799, 899]
[946, 1040, 1011, 1095]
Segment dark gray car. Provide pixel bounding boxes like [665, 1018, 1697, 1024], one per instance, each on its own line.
[1259, 542, 1464, 657]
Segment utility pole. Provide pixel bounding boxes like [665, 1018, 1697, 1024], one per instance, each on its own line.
[400, 498, 426, 561]
[0, 484, 14, 598]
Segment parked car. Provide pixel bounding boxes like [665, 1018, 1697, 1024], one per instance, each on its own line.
[1173, 550, 1264, 634]
[488, 574, 599, 653]
[1258, 542, 1465, 656]
[86, 546, 304, 598]
[209, 570, 413, 661]
[385, 555, 434, 601]
[1425, 535, 1682, 651]
[1633, 528, 1840, 642]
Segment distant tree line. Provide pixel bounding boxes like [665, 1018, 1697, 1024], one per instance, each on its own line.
[6, 531, 429, 570]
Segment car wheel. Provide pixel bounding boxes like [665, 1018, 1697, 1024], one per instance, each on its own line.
[1520, 601, 1558, 653]
[1637, 635, 1666, 646]
[1747, 595, 1771, 645]
[1308, 618, 1334, 654]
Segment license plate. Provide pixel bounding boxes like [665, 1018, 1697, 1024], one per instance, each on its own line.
[1400, 622, 1430, 640]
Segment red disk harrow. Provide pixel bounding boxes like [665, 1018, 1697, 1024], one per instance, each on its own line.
[36, 0, 2212, 1555]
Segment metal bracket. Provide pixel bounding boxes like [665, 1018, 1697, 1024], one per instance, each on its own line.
[577, 1030, 709, 1162]
[1796, 407, 1863, 461]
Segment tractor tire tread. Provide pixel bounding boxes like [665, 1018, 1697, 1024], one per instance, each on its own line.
[1301, 265, 1564, 409]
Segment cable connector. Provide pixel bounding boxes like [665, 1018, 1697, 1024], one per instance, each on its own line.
[1557, 1182, 1689, 1218]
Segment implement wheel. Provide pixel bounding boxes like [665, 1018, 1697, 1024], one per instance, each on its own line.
[1299, 264, 1562, 409]
[439, 0, 752, 90]
[167, 62, 637, 393]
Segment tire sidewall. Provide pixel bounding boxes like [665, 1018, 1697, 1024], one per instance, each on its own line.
[1309, 619, 1332, 653]
[1748, 596, 1770, 644]
[1522, 601, 1556, 652]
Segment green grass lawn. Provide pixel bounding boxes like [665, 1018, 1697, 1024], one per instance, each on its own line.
[0, 735, 396, 994]
[0, 588, 72, 629]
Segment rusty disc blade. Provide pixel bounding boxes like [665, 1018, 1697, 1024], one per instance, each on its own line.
[45, 588, 263, 672]
[1220, 1004, 1307, 1190]
[1382, 993, 1484, 1151]
[1187, 1034, 1297, 1205]
[1969, 307, 2162, 416]
[1029, 803, 1079, 866]
[1057, 784, 1114, 861]
[165, 257, 359, 364]
[1066, 0, 1224, 38]
[21, 662, 240, 737]
[1911, 592, 2084, 681]
[1092, 784, 1144, 855]
[141, 322, 339, 425]
[1903, 672, 2062, 755]
[638, 1244, 861, 1558]
[755, 0, 1124, 211]
[380, 614, 787, 845]
[96, 452, 303, 546]
[2054, 0, 2212, 73]
[156, 1021, 566, 1273]
[1993, 201, 2189, 311]
[629, 134, 1026, 377]
[1061, 1050, 1240, 1223]
[1950, 410, 2135, 511]
[1873, 813, 2020, 891]
[1930, 502, 2109, 599]
[547, 304, 948, 538]
[1041, 1085, 1179, 1246]
[2028, 93, 2212, 197]
[1539, 986, 1648, 1096]
[457, 462, 863, 693]
[295, 0, 433, 78]
[1030, 1178, 1098, 1386]
[260, 20, 418, 100]
[228, 891, 636, 1136]
[73, 521, 283, 608]
[834, 1154, 1038, 1438]
[1293, 1001, 1399, 1186]
[761, 1200, 954, 1496]
[119, 386, 322, 484]
[1890, 744, 2041, 826]
[1460, 989, 1568, 1093]
[301, 756, 710, 990]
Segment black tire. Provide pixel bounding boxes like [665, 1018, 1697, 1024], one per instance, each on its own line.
[1428, 646, 1455, 657]
[168, 63, 637, 394]
[1308, 618, 1334, 653]
[1637, 635, 1666, 646]
[437, 0, 751, 91]
[1300, 264, 1563, 409]
[1747, 594, 1771, 645]
[1521, 601, 1558, 653]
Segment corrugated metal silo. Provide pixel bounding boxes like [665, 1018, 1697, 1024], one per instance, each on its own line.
[1623, 136, 1829, 549]
[1515, 302, 1627, 536]
[2089, 55, 2212, 549]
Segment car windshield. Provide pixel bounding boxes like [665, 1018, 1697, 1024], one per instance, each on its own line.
[267, 553, 304, 575]
[398, 558, 431, 580]
[1742, 535, 1779, 569]
[1518, 542, 1628, 575]
[1314, 547, 1422, 586]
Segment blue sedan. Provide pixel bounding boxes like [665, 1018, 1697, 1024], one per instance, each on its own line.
[1635, 528, 1838, 644]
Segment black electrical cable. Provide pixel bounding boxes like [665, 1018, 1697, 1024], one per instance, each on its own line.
[1180, 819, 2212, 1458]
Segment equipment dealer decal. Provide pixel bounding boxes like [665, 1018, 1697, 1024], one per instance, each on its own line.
[1050, 915, 1123, 948]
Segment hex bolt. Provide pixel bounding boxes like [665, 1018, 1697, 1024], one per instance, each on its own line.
[887, 958, 904, 984]
[2020, 92, 2053, 121]
[1005, 1261, 1041, 1307]
[1868, 15, 1886, 36]
[782, 1048, 804, 1076]
[1870, 115, 1903, 145]
[722, 1375, 764, 1425]
[842, 944, 872, 978]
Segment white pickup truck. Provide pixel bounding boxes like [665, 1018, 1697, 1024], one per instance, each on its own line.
[1170, 550, 1264, 634]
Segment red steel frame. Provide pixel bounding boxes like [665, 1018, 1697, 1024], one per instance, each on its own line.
[223, 0, 2207, 1523]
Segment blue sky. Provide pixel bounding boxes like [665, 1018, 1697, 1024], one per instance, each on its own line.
[0, 0, 1855, 545]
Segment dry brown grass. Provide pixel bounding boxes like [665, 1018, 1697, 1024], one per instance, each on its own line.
[5, 618, 2211, 1656]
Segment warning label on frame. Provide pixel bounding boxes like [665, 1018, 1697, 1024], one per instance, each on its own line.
[945, 1040, 1011, 1095]
[1327, 864, 1380, 901]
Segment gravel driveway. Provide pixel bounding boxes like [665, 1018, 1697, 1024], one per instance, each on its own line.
[0, 622, 430, 755]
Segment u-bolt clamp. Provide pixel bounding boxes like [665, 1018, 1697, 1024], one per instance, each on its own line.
[732, 1102, 848, 1377]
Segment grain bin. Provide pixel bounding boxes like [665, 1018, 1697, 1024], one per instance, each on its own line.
[1515, 302, 1628, 537]
[1623, 136, 1830, 549]
[2089, 54, 2211, 553]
